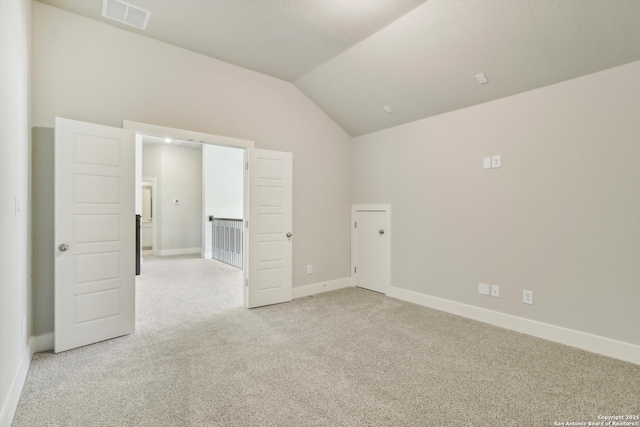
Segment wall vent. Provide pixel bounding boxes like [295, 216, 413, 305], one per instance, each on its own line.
[102, 0, 151, 30]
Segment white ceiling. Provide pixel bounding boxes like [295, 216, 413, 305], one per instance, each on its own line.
[37, 0, 640, 136]
[36, 0, 427, 81]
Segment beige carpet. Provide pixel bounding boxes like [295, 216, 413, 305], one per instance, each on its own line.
[13, 255, 640, 426]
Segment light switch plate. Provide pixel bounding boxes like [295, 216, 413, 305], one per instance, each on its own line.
[306, 265, 313, 274]
[483, 157, 491, 169]
[491, 155, 501, 168]
[478, 283, 490, 295]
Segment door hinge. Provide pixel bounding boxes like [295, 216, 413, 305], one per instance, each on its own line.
[354, 222, 357, 228]
[246, 162, 249, 170]
[354, 267, 357, 274]
[245, 220, 249, 228]
[245, 278, 248, 287]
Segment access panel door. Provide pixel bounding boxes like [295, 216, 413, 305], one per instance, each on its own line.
[352, 206, 390, 294]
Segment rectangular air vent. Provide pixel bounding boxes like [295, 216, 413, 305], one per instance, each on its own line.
[102, 0, 151, 30]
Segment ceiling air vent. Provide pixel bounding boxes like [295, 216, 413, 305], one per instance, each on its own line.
[102, 0, 151, 30]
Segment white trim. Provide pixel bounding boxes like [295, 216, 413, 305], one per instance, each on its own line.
[292, 277, 353, 299]
[0, 343, 31, 427]
[387, 286, 640, 366]
[141, 177, 157, 256]
[33, 332, 55, 353]
[123, 121, 255, 150]
[202, 252, 212, 258]
[155, 247, 202, 257]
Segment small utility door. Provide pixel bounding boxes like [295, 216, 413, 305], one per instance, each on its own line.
[352, 205, 391, 294]
[248, 149, 293, 308]
[55, 118, 135, 353]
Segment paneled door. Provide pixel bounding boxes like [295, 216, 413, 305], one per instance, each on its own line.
[55, 118, 135, 353]
[248, 149, 293, 308]
[351, 205, 391, 294]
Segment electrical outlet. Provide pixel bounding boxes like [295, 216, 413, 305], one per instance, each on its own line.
[491, 284, 500, 298]
[306, 264, 313, 274]
[478, 283, 490, 295]
[523, 290, 534, 305]
[491, 155, 501, 168]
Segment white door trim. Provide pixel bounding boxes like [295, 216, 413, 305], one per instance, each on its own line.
[351, 204, 391, 293]
[141, 177, 157, 256]
[123, 121, 254, 149]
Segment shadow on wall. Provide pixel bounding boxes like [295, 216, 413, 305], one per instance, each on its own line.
[32, 127, 55, 338]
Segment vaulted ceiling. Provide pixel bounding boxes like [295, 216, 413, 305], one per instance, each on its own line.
[36, 0, 640, 136]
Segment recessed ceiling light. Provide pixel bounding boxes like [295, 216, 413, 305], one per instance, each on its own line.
[382, 105, 393, 114]
[475, 73, 489, 85]
[164, 138, 172, 143]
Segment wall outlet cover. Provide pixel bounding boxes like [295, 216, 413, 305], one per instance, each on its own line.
[491, 155, 501, 168]
[523, 290, 534, 305]
[491, 284, 500, 297]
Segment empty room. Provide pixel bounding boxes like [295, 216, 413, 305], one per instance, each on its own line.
[1, 1, 639, 426]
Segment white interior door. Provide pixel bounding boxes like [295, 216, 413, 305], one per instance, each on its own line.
[248, 148, 293, 308]
[352, 205, 391, 294]
[55, 117, 135, 353]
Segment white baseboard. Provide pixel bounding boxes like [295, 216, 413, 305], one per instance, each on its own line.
[293, 277, 352, 299]
[202, 252, 211, 258]
[32, 332, 54, 353]
[0, 342, 31, 427]
[387, 286, 640, 366]
[155, 247, 202, 257]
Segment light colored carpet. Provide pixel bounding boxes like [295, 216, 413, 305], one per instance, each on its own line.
[13, 255, 640, 426]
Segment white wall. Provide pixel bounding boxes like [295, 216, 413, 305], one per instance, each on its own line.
[352, 61, 640, 347]
[203, 144, 244, 256]
[32, 2, 351, 293]
[142, 144, 202, 254]
[0, 0, 31, 424]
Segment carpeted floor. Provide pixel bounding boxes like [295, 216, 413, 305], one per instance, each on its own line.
[13, 255, 640, 426]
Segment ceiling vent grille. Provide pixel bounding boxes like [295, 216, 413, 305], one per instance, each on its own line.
[102, 0, 151, 30]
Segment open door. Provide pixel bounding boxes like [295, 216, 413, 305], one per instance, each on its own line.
[248, 149, 293, 308]
[55, 118, 135, 353]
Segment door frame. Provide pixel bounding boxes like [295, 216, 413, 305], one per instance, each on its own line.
[351, 204, 391, 294]
[141, 177, 157, 256]
[123, 120, 255, 307]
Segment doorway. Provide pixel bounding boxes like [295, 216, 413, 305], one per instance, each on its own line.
[126, 120, 294, 309]
[53, 117, 294, 353]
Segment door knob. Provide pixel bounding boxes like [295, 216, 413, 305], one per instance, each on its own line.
[378, 229, 385, 235]
[58, 243, 70, 252]
[286, 232, 292, 238]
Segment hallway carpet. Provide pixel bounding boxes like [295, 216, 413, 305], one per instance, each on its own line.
[12, 255, 640, 426]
